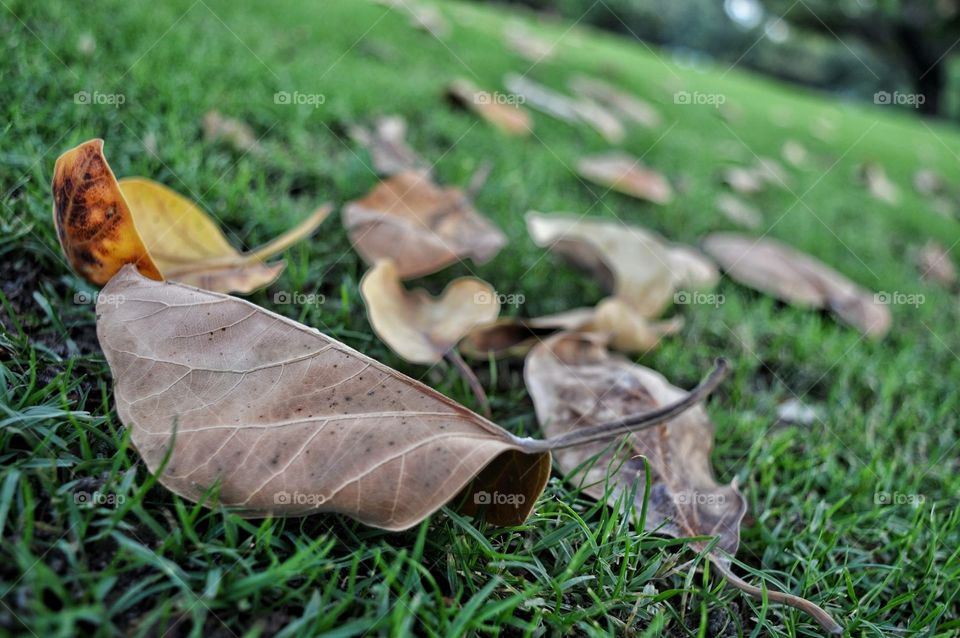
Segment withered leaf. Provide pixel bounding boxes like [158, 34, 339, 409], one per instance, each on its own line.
[202, 111, 261, 154]
[504, 73, 624, 143]
[716, 193, 762, 229]
[503, 23, 556, 62]
[349, 115, 429, 177]
[702, 232, 891, 338]
[446, 79, 533, 136]
[525, 332, 842, 634]
[343, 171, 507, 279]
[97, 265, 548, 530]
[916, 240, 956, 287]
[97, 267, 721, 530]
[859, 162, 900, 205]
[53, 139, 330, 293]
[576, 152, 673, 204]
[360, 260, 500, 364]
[568, 75, 661, 128]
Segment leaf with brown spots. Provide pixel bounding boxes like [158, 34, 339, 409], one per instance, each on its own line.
[52, 139, 330, 293]
[524, 332, 842, 634]
[97, 266, 725, 531]
[343, 171, 507, 279]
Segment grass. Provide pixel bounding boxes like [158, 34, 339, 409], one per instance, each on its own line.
[2, 0, 960, 635]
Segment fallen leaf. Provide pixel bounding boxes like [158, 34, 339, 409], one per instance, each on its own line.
[568, 75, 661, 128]
[525, 332, 842, 635]
[526, 212, 715, 316]
[52, 139, 329, 293]
[576, 152, 673, 204]
[716, 193, 762, 229]
[504, 73, 625, 143]
[916, 241, 956, 287]
[375, 0, 449, 38]
[591, 297, 684, 352]
[913, 169, 944, 196]
[460, 308, 596, 359]
[343, 171, 507, 279]
[702, 232, 891, 338]
[504, 23, 556, 62]
[360, 260, 500, 365]
[96, 266, 723, 530]
[781, 140, 808, 167]
[349, 115, 429, 177]
[859, 162, 900, 205]
[202, 111, 261, 154]
[446, 79, 533, 136]
[722, 166, 764, 195]
[776, 398, 822, 426]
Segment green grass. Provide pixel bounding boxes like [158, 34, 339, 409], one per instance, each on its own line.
[2, 0, 960, 635]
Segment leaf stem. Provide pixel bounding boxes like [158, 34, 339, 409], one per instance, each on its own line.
[446, 349, 491, 417]
[519, 358, 729, 453]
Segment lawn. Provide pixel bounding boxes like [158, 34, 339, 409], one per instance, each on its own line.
[1, 0, 959, 636]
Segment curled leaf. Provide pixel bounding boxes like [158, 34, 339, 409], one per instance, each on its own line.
[576, 152, 673, 204]
[344, 171, 507, 279]
[360, 260, 500, 365]
[446, 79, 533, 136]
[525, 332, 842, 635]
[52, 139, 330, 293]
[349, 115, 429, 177]
[703, 232, 891, 338]
[460, 308, 596, 359]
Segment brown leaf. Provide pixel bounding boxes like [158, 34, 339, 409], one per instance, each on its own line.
[460, 308, 596, 359]
[525, 332, 842, 634]
[446, 79, 533, 136]
[568, 75, 661, 128]
[716, 193, 762, 229]
[202, 111, 261, 154]
[349, 115, 429, 177]
[360, 260, 500, 364]
[916, 241, 956, 287]
[526, 212, 715, 316]
[343, 171, 507, 279]
[702, 232, 891, 338]
[503, 23, 556, 62]
[504, 74, 625, 143]
[576, 152, 673, 204]
[721, 166, 764, 195]
[859, 162, 900, 205]
[97, 265, 548, 530]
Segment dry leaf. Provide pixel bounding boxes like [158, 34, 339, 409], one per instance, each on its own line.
[568, 75, 661, 128]
[460, 308, 596, 359]
[375, 0, 449, 38]
[504, 23, 556, 62]
[781, 140, 808, 167]
[202, 111, 261, 154]
[722, 166, 764, 195]
[576, 152, 673, 204]
[716, 193, 762, 229]
[916, 241, 956, 287]
[526, 212, 715, 316]
[360, 260, 500, 365]
[592, 297, 684, 352]
[525, 332, 842, 634]
[776, 398, 822, 426]
[51, 139, 330, 294]
[96, 266, 723, 530]
[446, 79, 533, 136]
[859, 162, 900, 205]
[702, 232, 891, 338]
[504, 73, 625, 143]
[913, 169, 944, 196]
[349, 115, 429, 177]
[343, 171, 507, 279]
